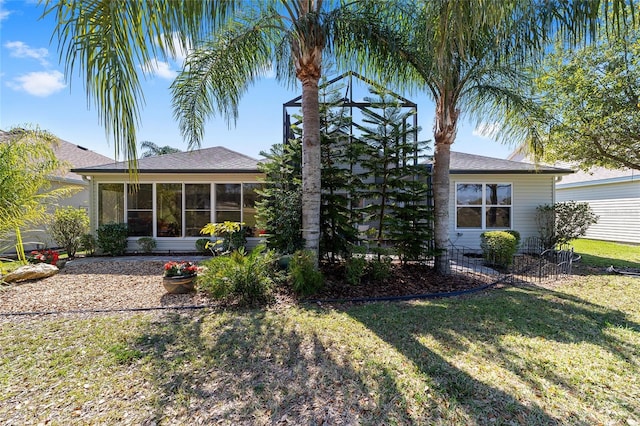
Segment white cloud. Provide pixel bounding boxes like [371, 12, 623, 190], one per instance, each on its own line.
[0, 0, 10, 21]
[8, 70, 66, 96]
[167, 33, 191, 64]
[141, 59, 177, 80]
[4, 40, 50, 66]
[473, 121, 501, 139]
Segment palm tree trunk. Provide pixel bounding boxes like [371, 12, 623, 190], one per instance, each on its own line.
[301, 77, 322, 262]
[433, 140, 452, 274]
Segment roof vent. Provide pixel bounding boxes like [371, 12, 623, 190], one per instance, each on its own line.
[76, 145, 88, 151]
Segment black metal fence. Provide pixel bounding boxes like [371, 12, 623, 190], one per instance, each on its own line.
[443, 237, 576, 285]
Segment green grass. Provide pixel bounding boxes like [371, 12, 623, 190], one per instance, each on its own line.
[1, 274, 639, 425]
[571, 238, 640, 268]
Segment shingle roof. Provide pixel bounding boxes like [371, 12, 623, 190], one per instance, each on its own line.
[0, 129, 113, 182]
[425, 151, 573, 174]
[72, 146, 260, 174]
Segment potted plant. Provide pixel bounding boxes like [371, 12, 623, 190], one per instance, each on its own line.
[162, 261, 199, 294]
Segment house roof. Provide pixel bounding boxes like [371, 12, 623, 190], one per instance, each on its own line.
[557, 166, 638, 186]
[426, 151, 573, 174]
[0, 129, 113, 183]
[72, 146, 261, 174]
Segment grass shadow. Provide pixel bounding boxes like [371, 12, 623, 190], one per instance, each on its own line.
[344, 284, 640, 424]
[132, 308, 416, 424]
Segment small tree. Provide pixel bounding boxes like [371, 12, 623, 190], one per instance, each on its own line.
[50, 207, 90, 258]
[536, 201, 599, 249]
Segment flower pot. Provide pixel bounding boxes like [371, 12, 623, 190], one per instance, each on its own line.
[162, 275, 196, 294]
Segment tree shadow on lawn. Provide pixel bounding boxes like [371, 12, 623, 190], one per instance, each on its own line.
[345, 285, 640, 424]
[132, 309, 416, 425]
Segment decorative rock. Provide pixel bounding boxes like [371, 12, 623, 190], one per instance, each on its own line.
[3, 263, 59, 283]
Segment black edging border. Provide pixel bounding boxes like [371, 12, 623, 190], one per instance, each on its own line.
[0, 277, 508, 317]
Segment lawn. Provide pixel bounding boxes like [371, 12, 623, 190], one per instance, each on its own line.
[1, 271, 639, 425]
[571, 238, 640, 269]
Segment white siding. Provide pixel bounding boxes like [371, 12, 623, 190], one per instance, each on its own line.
[19, 181, 88, 251]
[556, 180, 640, 244]
[449, 173, 556, 250]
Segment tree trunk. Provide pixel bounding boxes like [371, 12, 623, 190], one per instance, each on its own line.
[432, 140, 452, 274]
[301, 77, 322, 262]
[433, 94, 458, 274]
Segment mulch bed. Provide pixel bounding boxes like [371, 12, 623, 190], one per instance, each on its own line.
[312, 262, 492, 301]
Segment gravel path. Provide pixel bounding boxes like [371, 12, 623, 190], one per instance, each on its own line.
[0, 259, 211, 316]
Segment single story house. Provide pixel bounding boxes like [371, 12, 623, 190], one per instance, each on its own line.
[0, 130, 113, 251]
[73, 146, 572, 253]
[442, 151, 572, 250]
[555, 167, 640, 244]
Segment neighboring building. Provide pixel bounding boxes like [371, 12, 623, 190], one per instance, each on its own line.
[0, 130, 113, 251]
[74, 147, 571, 253]
[555, 167, 640, 244]
[508, 150, 640, 245]
[440, 152, 572, 250]
[72, 146, 265, 253]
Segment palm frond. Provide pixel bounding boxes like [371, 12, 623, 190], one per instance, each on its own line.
[171, 12, 283, 149]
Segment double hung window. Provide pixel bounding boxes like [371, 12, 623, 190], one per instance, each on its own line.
[456, 183, 512, 229]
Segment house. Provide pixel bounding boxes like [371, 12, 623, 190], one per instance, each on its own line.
[73, 146, 572, 253]
[0, 130, 113, 251]
[442, 151, 572, 250]
[72, 146, 265, 253]
[508, 150, 640, 245]
[555, 167, 640, 244]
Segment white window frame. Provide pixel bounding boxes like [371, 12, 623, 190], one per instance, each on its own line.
[455, 182, 513, 230]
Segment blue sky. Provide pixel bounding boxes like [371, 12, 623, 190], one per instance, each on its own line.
[0, 0, 514, 161]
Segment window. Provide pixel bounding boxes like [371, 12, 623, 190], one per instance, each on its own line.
[157, 183, 182, 237]
[185, 184, 211, 236]
[456, 183, 511, 229]
[98, 182, 263, 238]
[215, 184, 241, 222]
[242, 183, 263, 228]
[127, 184, 153, 236]
[98, 183, 124, 225]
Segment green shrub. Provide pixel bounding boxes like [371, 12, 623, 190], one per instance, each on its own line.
[346, 256, 367, 285]
[290, 250, 324, 296]
[197, 245, 277, 306]
[137, 237, 156, 253]
[480, 231, 518, 268]
[97, 223, 128, 256]
[504, 230, 521, 246]
[536, 202, 599, 249]
[195, 238, 211, 254]
[49, 207, 89, 258]
[79, 233, 97, 256]
[368, 257, 393, 282]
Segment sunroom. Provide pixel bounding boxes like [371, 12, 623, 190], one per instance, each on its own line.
[72, 146, 265, 253]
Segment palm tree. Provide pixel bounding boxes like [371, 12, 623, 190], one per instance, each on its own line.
[348, 0, 636, 273]
[140, 141, 181, 158]
[48, 0, 389, 261]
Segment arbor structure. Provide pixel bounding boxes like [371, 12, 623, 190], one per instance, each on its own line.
[530, 28, 640, 171]
[346, 0, 637, 273]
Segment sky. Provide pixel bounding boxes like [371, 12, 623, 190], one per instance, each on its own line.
[0, 0, 515, 162]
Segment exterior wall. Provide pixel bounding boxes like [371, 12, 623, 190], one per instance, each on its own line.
[18, 180, 88, 252]
[556, 180, 640, 244]
[449, 173, 556, 250]
[88, 172, 265, 253]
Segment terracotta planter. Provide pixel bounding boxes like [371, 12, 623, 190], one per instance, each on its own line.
[162, 275, 196, 294]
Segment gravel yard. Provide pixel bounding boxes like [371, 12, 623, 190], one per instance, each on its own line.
[0, 259, 211, 315]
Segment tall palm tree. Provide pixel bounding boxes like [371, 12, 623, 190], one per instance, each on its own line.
[46, 0, 384, 261]
[346, 0, 636, 273]
[140, 141, 181, 158]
